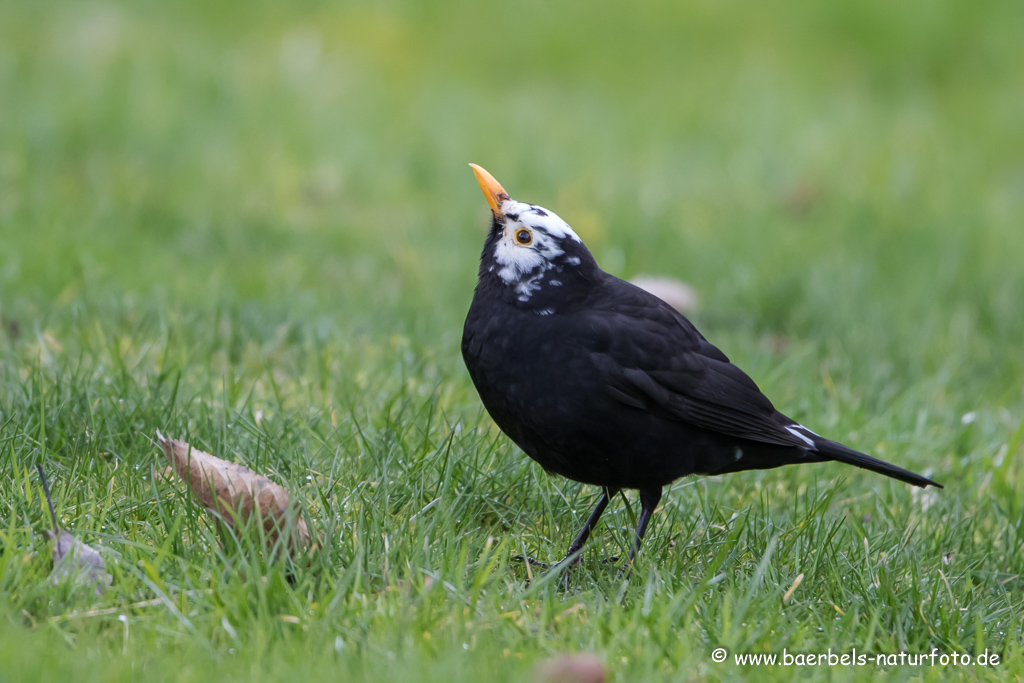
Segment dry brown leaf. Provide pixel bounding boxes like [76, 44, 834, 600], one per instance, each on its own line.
[156, 431, 310, 550]
[154, 465, 175, 483]
[629, 275, 698, 315]
[37, 464, 112, 595]
[46, 529, 112, 594]
[535, 654, 606, 683]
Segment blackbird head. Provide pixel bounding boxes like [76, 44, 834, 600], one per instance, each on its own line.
[469, 164, 598, 308]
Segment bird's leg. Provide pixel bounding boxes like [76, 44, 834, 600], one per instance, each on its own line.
[560, 487, 619, 564]
[516, 487, 619, 571]
[619, 487, 663, 578]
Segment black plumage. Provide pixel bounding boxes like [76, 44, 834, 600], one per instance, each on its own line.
[461, 164, 941, 572]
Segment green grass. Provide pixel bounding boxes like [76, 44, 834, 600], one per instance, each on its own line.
[2, 0, 1024, 680]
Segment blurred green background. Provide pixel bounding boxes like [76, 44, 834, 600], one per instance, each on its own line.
[2, 0, 1024, 680]
[3, 0, 1022, 371]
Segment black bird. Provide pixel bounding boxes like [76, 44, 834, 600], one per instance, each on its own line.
[461, 164, 942, 573]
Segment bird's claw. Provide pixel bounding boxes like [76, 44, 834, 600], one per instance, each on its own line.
[512, 555, 553, 571]
[513, 554, 620, 573]
[512, 552, 585, 583]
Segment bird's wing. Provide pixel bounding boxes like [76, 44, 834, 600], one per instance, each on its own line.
[579, 284, 809, 449]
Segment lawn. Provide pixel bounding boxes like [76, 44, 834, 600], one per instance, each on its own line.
[1, 0, 1023, 680]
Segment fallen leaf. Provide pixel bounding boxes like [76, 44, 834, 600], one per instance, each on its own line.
[156, 431, 310, 550]
[37, 464, 112, 595]
[629, 275, 698, 315]
[47, 529, 112, 593]
[783, 179, 820, 217]
[761, 333, 790, 355]
[535, 654, 606, 683]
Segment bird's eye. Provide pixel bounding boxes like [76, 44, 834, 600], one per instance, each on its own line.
[515, 229, 532, 245]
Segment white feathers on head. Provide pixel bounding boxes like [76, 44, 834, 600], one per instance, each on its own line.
[490, 200, 581, 302]
[499, 200, 581, 242]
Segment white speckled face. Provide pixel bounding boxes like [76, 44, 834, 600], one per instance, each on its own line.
[491, 200, 581, 302]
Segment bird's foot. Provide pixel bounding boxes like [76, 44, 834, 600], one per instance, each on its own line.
[512, 555, 554, 571]
[512, 552, 584, 584]
[512, 554, 619, 571]
[599, 555, 636, 579]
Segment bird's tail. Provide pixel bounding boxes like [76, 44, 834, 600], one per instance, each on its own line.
[814, 438, 942, 489]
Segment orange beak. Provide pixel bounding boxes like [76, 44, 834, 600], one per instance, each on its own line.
[469, 163, 510, 216]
